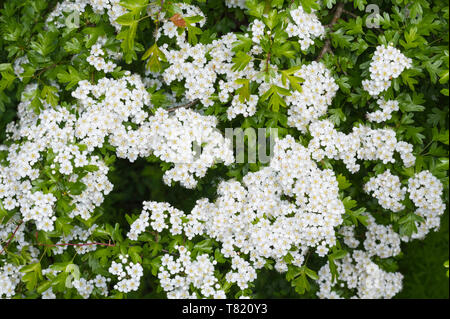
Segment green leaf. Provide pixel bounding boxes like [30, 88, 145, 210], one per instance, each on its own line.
[263, 10, 279, 30]
[330, 29, 353, 49]
[337, 174, 351, 190]
[55, 217, 74, 236]
[232, 51, 252, 72]
[398, 213, 425, 237]
[115, 12, 137, 26]
[299, 0, 320, 13]
[304, 267, 319, 280]
[261, 85, 291, 112]
[184, 15, 204, 25]
[336, 77, 351, 94]
[0, 71, 16, 91]
[37, 281, 52, 294]
[399, 27, 426, 49]
[439, 69, 449, 84]
[117, 22, 138, 63]
[30, 32, 58, 56]
[57, 66, 82, 90]
[0, 63, 13, 72]
[128, 246, 143, 263]
[20, 262, 42, 274]
[20, 262, 43, 291]
[83, 26, 106, 48]
[292, 271, 310, 295]
[214, 249, 226, 263]
[68, 181, 87, 195]
[235, 79, 250, 103]
[232, 34, 253, 53]
[398, 93, 425, 112]
[280, 67, 304, 92]
[405, 126, 425, 144]
[193, 239, 214, 254]
[40, 85, 58, 106]
[432, 129, 449, 145]
[246, 0, 265, 18]
[328, 257, 338, 282]
[142, 43, 167, 73]
[64, 37, 82, 54]
[186, 25, 202, 45]
[119, 0, 149, 11]
[353, 0, 367, 10]
[350, 38, 369, 55]
[328, 108, 346, 126]
[329, 249, 348, 260]
[400, 69, 420, 91]
[424, 59, 443, 84]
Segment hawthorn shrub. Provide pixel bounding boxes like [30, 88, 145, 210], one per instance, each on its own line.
[0, 0, 448, 299]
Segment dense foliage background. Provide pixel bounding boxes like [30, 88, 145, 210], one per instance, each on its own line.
[0, 0, 448, 299]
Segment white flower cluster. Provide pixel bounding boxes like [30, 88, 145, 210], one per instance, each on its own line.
[224, 0, 246, 9]
[161, 32, 244, 110]
[227, 94, 259, 120]
[40, 268, 61, 299]
[72, 278, 95, 298]
[39, 266, 109, 299]
[72, 74, 151, 153]
[404, 171, 446, 241]
[286, 7, 325, 50]
[362, 44, 412, 96]
[250, 19, 265, 44]
[286, 62, 338, 132]
[316, 250, 403, 299]
[396, 141, 416, 168]
[148, 109, 234, 188]
[127, 136, 345, 295]
[22, 192, 57, 231]
[363, 214, 401, 259]
[186, 136, 345, 272]
[51, 224, 99, 255]
[338, 226, 360, 249]
[41, 288, 57, 299]
[309, 120, 415, 173]
[127, 201, 185, 240]
[108, 255, 143, 293]
[159, 7, 328, 121]
[364, 169, 406, 212]
[46, 0, 127, 31]
[156, 3, 206, 45]
[73, 274, 110, 298]
[74, 74, 233, 188]
[0, 218, 27, 253]
[0, 263, 22, 299]
[225, 255, 258, 290]
[13, 55, 29, 80]
[0, 221, 40, 268]
[2, 0, 445, 302]
[1, 94, 113, 230]
[0, 70, 233, 248]
[86, 38, 119, 73]
[367, 99, 399, 123]
[158, 246, 226, 299]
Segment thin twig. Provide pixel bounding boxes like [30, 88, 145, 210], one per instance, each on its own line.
[316, 2, 345, 62]
[343, 9, 358, 18]
[0, 220, 24, 255]
[35, 231, 115, 248]
[166, 99, 200, 112]
[153, 0, 165, 38]
[336, 59, 348, 76]
[32, 63, 59, 80]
